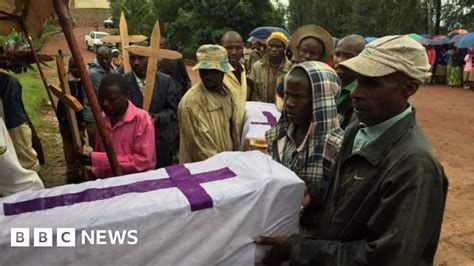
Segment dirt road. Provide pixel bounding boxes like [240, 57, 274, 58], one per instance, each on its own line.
[37, 27, 474, 265]
[411, 85, 474, 265]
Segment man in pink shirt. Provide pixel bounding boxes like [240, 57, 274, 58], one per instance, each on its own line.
[79, 73, 156, 178]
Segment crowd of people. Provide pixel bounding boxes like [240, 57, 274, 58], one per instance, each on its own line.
[0, 22, 450, 265]
[424, 23, 474, 90]
[426, 44, 474, 89]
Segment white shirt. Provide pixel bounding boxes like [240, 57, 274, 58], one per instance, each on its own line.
[133, 71, 146, 95]
[0, 117, 44, 197]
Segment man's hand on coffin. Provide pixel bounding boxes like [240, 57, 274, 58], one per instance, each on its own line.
[300, 186, 311, 217]
[302, 186, 311, 208]
[149, 112, 159, 124]
[78, 151, 92, 165]
[256, 236, 290, 265]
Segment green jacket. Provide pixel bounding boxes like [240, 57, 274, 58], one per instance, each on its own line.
[249, 56, 291, 103]
[178, 82, 239, 163]
[291, 110, 448, 266]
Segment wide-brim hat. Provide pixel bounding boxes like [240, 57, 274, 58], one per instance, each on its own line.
[192, 44, 234, 73]
[289, 24, 334, 62]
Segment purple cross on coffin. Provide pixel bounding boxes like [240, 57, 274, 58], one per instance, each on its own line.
[250, 111, 277, 128]
[3, 165, 236, 216]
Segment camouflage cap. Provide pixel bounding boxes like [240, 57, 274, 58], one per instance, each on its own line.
[192, 44, 234, 73]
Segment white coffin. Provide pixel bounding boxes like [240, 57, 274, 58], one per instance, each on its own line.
[240, 102, 281, 151]
[0, 151, 304, 265]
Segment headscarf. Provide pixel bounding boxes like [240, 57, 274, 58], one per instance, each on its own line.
[266, 61, 343, 203]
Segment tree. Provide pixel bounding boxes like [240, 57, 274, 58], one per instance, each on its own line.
[442, 0, 474, 32]
[110, 0, 156, 36]
[287, 0, 463, 37]
[150, 0, 189, 37]
[287, 0, 313, 32]
[434, 0, 442, 34]
[166, 0, 286, 57]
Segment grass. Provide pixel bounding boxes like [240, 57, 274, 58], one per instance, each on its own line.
[10, 68, 49, 128]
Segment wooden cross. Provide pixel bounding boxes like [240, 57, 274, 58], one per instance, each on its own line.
[49, 55, 84, 153]
[120, 11, 131, 73]
[99, 11, 147, 71]
[124, 21, 182, 111]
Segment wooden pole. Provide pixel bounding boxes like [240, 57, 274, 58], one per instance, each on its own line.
[20, 23, 58, 114]
[52, 0, 123, 176]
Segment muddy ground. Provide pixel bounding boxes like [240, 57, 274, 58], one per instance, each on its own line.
[37, 27, 474, 265]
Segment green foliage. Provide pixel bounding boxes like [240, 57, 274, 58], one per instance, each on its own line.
[182, 46, 197, 60]
[110, 0, 156, 36]
[33, 21, 62, 50]
[11, 68, 48, 127]
[111, 0, 287, 58]
[288, 0, 473, 37]
[442, 0, 474, 31]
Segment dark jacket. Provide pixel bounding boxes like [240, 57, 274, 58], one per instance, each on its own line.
[175, 59, 191, 99]
[84, 59, 116, 122]
[0, 72, 27, 129]
[124, 71, 178, 168]
[56, 79, 84, 127]
[291, 110, 448, 266]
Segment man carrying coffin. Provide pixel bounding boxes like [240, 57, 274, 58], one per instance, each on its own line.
[258, 36, 448, 266]
[124, 43, 178, 168]
[222, 31, 248, 144]
[178, 45, 239, 163]
[79, 73, 156, 178]
[266, 61, 343, 229]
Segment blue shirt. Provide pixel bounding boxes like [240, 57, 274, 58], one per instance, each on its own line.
[352, 106, 413, 153]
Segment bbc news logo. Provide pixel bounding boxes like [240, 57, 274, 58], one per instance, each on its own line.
[10, 228, 138, 247]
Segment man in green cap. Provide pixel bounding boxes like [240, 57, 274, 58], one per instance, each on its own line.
[257, 35, 448, 265]
[178, 44, 240, 163]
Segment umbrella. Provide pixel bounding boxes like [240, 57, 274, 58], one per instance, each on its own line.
[431, 36, 449, 46]
[447, 32, 459, 39]
[449, 34, 463, 44]
[0, 0, 55, 40]
[365, 36, 378, 43]
[248, 26, 290, 40]
[420, 34, 432, 39]
[247, 36, 264, 43]
[407, 33, 431, 46]
[455, 32, 474, 48]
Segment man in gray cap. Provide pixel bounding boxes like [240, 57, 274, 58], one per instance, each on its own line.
[178, 44, 240, 163]
[257, 35, 448, 265]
